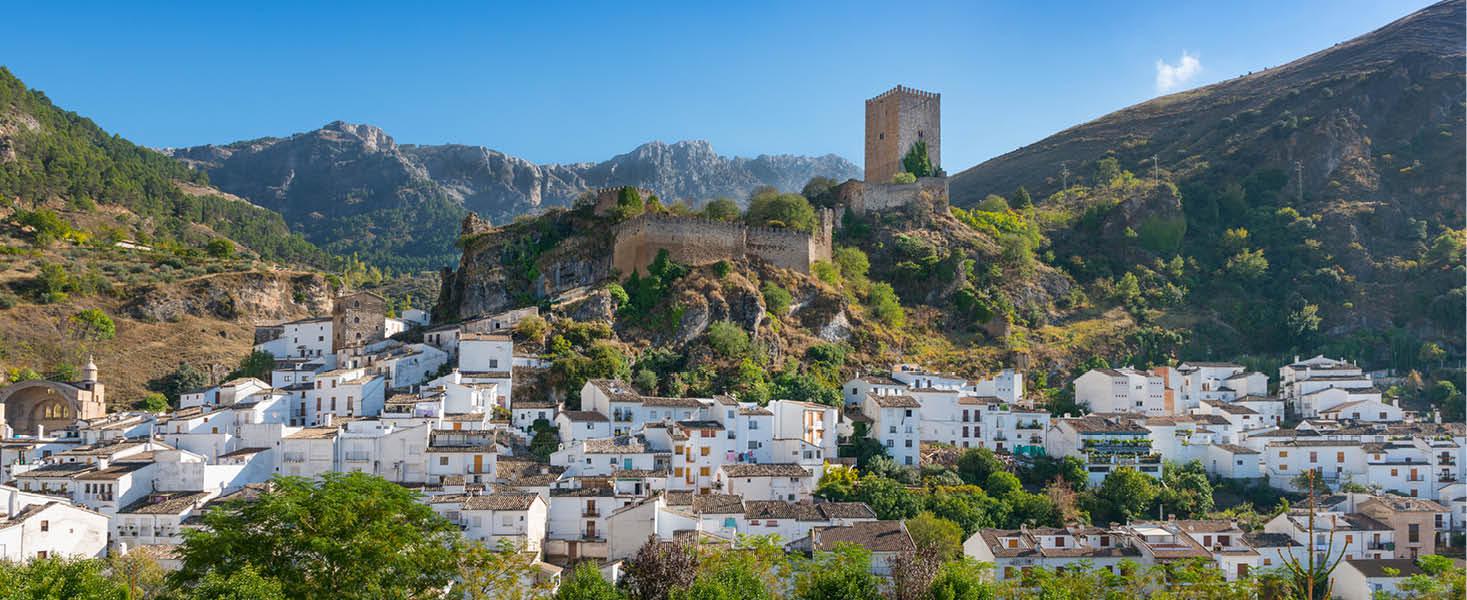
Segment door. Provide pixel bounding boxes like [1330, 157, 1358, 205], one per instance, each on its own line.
[586, 520, 597, 538]
[473, 455, 483, 474]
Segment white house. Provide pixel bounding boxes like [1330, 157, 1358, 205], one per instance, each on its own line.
[429, 493, 548, 552]
[0, 500, 109, 561]
[716, 463, 816, 502]
[1331, 558, 1429, 600]
[1072, 367, 1179, 416]
[861, 394, 922, 466]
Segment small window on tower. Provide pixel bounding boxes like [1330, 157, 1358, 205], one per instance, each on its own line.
[918, 130, 924, 138]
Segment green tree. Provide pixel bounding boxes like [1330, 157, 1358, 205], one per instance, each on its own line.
[68, 308, 116, 341]
[890, 172, 917, 184]
[136, 392, 171, 413]
[902, 140, 935, 178]
[1008, 186, 1033, 208]
[905, 512, 963, 560]
[0, 557, 128, 600]
[151, 362, 209, 403]
[34, 262, 74, 303]
[1093, 156, 1121, 186]
[187, 564, 287, 600]
[956, 448, 1002, 486]
[857, 474, 922, 520]
[975, 195, 1009, 212]
[1224, 248, 1269, 280]
[455, 540, 551, 600]
[205, 238, 235, 259]
[1083, 467, 1158, 524]
[613, 188, 646, 221]
[556, 563, 624, 600]
[746, 191, 817, 232]
[705, 321, 750, 358]
[793, 543, 883, 600]
[227, 351, 276, 382]
[173, 472, 463, 600]
[925, 559, 994, 600]
[701, 198, 741, 222]
[833, 247, 870, 282]
[868, 283, 905, 327]
[1158, 461, 1214, 518]
[515, 314, 549, 344]
[801, 176, 841, 209]
[984, 471, 1022, 498]
[761, 283, 792, 316]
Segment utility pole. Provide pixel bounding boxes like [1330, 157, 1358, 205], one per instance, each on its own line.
[1295, 161, 1305, 204]
[1060, 162, 1070, 191]
[1152, 155, 1160, 187]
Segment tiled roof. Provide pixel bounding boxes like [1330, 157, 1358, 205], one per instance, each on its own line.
[642, 396, 706, 408]
[866, 393, 920, 408]
[690, 494, 746, 514]
[462, 493, 540, 511]
[812, 520, 914, 553]
[561, 411, 609, 423]
[1344, 558, 1425, 578]
[584, 435, 650, 454]
[120, 492, 212, 515]
[721, 463, 810, 478]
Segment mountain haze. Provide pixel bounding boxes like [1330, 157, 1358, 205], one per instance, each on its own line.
[171, 123, 860, 270]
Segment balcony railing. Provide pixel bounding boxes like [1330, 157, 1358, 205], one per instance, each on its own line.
[582, 509, 600, 517]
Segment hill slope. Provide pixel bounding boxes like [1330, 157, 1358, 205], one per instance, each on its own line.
[171, 124, 860, 271]
[0, 66, 335, 405]
[948, 0, 1465, 371]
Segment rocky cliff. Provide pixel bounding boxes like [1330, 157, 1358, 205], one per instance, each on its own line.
[171, 124, 859, 271]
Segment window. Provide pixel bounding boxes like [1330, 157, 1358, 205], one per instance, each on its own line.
[886, 439, 894, 448]
[1408, 523, 1420, 543]
[701, 447, 710, 456]
[723, 517, 736, 528]
[1309, 452, 1318, 463]
[1279, 451, 1288, 458]
[490, 359, 499, 369]
[39, 520, 48, 532]
[439, 457, 449, 466]
[749, 421, 758, 430]
[905, 440, 913, 448]
[699, 467, 709, 476]
[904, 409, 912, 417]
[1336, 452, 1344, 463]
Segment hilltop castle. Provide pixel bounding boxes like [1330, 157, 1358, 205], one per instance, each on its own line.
[864, 85, 941, 183]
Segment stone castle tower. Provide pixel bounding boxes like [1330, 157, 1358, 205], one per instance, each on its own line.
[864, 85, 940, 183]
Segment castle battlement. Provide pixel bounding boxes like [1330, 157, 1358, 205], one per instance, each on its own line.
[610, 210, 833, 277]
[866, 85, 941, 103]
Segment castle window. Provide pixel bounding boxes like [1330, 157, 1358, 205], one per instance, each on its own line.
[918, 130, 924, 138]
[879, 133, 884, 140]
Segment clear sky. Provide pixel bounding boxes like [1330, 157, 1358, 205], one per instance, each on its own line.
[0, 0, 1435, 170]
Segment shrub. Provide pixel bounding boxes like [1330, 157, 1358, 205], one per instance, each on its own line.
[701, 198, 740, 222]
[745, 190, 816, 232]
[761, 282, 792, 316]
[205, 238, 235, 259]
[705, 321, 750, 358]
[68, 308, 116, 341]
[868, 283, 906, 327]
[889, 172, 917, 184]
[811, 261, 842, 286]
[832, 246, 869, 281]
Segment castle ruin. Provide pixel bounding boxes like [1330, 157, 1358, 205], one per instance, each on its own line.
[611, 209, 834, 277]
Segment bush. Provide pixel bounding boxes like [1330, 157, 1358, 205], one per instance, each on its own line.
[890, 172, 917, 184]
[68, 308, 116, 341]
[868, 283, 906, 328]
[832, 246, 869, 281]
[761, 282, 792, 316]
[136, 392, 170, 413]
[811, 261, 842, 286]
[205, 238, 235, 259]
[745, 190, 817, 232]
[705, 321, 750, 358]
[514, 314, 548, 342]
[701, 198, 740, 221]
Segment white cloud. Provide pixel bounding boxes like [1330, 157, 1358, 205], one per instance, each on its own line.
[1154, 51, 1202, 94]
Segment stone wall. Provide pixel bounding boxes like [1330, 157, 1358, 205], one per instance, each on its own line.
[864, 86, 941, 183]
[611, 210, 834, 277]
[837, 177, 949, 216]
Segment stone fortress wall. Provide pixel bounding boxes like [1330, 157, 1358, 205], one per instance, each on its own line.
[611, 208, 835, 277]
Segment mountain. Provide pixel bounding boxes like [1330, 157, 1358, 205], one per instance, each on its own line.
[946, 0, 1465, 370]
[170, 124, 860, 271]
[952, 0, 1464, 209]
[0, 66, 335, 402]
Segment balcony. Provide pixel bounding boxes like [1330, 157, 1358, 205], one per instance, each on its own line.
[1016, 421, 1043, 431]
[1367, 542, 1395, 551]
[283, 453, 306, 463]
[344, 452, 372, 463]
[582, 509, 600, 517]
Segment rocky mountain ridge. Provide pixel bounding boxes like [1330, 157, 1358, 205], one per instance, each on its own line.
[170, 123, 860, 270]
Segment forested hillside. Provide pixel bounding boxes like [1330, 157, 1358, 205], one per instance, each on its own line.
[0, 68, 324, 265]
[947, 1, 1465, 393]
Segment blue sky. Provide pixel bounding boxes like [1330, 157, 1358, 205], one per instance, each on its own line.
[0, 1, 1434, 170]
